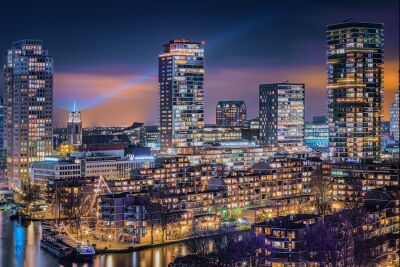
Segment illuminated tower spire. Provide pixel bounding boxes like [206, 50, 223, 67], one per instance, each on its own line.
[67, 103, 82, 146]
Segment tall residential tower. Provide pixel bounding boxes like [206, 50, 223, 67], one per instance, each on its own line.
[0, 97, 4, 149]
[327, 22, 384, 163]
[4, 40, 53, 187]
[390, 92, 399, 142]
[159, 39, 205, 153]
[259, 82, 305, 152]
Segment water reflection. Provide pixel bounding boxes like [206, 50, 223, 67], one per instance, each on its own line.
[0, 212, 184, 267]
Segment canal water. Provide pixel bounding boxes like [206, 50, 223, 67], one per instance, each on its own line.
[0, 212, 185, 267]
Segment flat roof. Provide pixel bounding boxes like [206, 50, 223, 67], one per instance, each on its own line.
[327, 21, 383, 30]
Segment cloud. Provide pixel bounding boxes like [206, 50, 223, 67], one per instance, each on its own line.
[54, 69, 158, 127]
[53, 59, 398, 127]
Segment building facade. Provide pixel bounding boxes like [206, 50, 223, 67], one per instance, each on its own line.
[241, 117, 260, 142]
[159, 39, 205, 153]
[203, 124, 242, 143]
[252, 154, 314, 216]
[187, 141, 278, 172]
[253, 214, 319, 266]
[304, 116, 329, 155]
[259, 83, 305, 152]
[4, 40, 53, 187]
[30, 152, 155, 183]
[0, 98, 6, 176]
[330, 159, 399, 206]
[216, 100, 247, 127]
[141, 125, 160, 151]
[327, 22, 384, 163]
[253, 205, 399, 267]
[390, 92, 399, 142]
[0, 97, 4, 149]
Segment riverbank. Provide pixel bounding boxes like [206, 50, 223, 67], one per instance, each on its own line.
[9, 213, 74, 222]
[94, 228, 248, 254]
[0, 211, 186, 267]
[8, 210, 250, 255]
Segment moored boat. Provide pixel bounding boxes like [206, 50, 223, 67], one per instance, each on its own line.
[41, 224, 95, 261]
[40, 235, 73, 258]
[74, 242, 95, 261]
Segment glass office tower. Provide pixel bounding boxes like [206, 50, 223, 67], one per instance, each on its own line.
[259, 82, 305, 152]
[4, 40, 53, 188]
[159, 39, 205, 154]
[327, 22, 384, 163]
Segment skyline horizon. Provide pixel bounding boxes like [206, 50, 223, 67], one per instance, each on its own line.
[0, 3, 399, 266]
[50, 52, 398, 127]
[1, 0, 398, 128]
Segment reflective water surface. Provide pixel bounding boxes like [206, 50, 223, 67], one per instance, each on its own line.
[0, 212, 184, 267]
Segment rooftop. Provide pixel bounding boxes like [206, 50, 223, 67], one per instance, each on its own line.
[217, 100, 246, 107]
[327, 21, 383, 30]
[254, 214, 318, 230]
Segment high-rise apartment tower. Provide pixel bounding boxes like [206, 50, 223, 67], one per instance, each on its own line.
[4, 40, 53, 187]
[327, 22, 384, 162]
[159, 39, 205, 153]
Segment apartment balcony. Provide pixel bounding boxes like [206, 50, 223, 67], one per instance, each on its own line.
[100, 208, 115, 215]
[125, 214, 144, 221]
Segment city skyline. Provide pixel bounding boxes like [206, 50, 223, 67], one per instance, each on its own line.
[1, 0, 398, 127]
[0, 2, 399, 266]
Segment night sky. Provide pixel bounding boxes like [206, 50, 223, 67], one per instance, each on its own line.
[1, 0, 398, 127]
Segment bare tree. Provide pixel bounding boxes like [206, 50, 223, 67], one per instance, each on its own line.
[145, 204, 159, 244]
[211, 232, 259, 266]
[159, 203, 172, 243]
[239, 232, 263, 267]
[302, 221, 341, 266]
[175, 236, 215, 266]
[150, 183, 176, 243]
[175, 232, 270, 266]
[185, 236, 212, 259]
[310, 165, 331, 218]
[302, 208, 372, 266]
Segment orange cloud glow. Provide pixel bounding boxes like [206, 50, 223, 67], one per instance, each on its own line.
[54, 60, 398, 127]
[54, 71, 158, 127]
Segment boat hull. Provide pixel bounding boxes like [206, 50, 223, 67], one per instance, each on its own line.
[74, 253, 95, 262]
[40, 239, 73, 259]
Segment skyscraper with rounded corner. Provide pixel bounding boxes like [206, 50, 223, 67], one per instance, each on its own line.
[327, 22, 384, 163]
